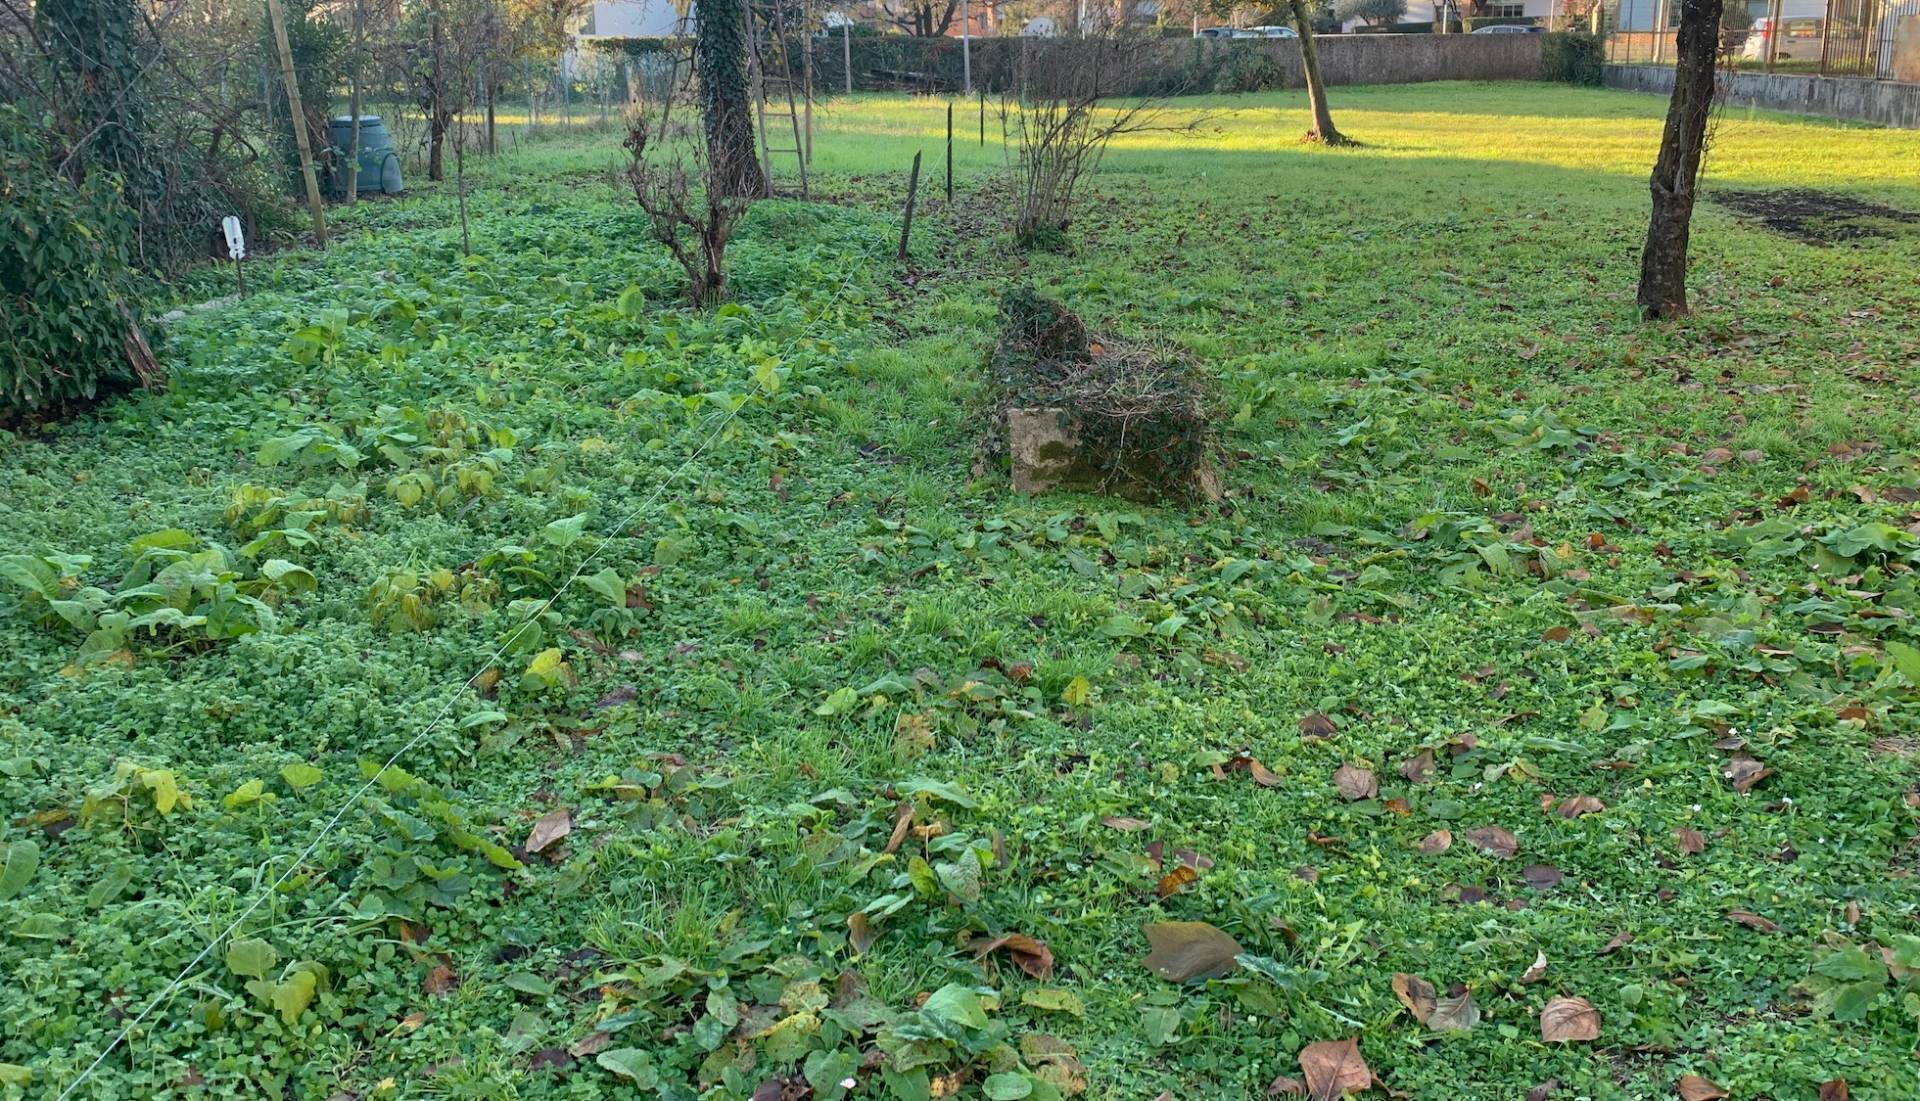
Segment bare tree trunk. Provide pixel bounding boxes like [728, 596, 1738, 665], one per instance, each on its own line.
[1290, 0, 1351, 146]
[1637, 0, 1724, 319]
[428, 0, 448, 181]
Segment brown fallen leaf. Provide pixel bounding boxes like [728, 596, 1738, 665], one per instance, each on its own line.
[1726, 909, 1781, 934]
[1101, 815, 1150, 832]
[1157, 863, 1200, 899]
[1520, 950, 1548, 984]
[1522, 864, 1563, 891]
[1527, 1081, 1559, 1101]
[1558, 794, 1606, 818]
[1142, 921, 1243, 982]
[1398, 749, 1436, 784]
[1676, 1075, 1727, 1101]
[1267, 1075, 1306, 1097]
[1724, 755, 1771, 794]
[1248, 757, 1284, 788]
[1298, 1037, 1372, 1101]
[1818, 1079, 1849, 1101]
[1391, 972, 1436, 1024]
[568, 1031, 611, 1057]
[1299, 713, 1339, 740]
[1464, 825, 1519, 859]
[1334, 764, 1378, 801]
[525, 808, 572, 854]
[974, 932, 1054, 980]
[1600, 930, 1633, 956]
[883, 801, 914, 855]
[1416, 829, 1452, 855]
[424, 962, 459, 997]
[848, 912, 879, 955]
[1541, 625, 1572, 643]
[1428, 990, 1480, 1032]
[1540, 995, 1600, 1042]
[1674, 826, 1707, 855]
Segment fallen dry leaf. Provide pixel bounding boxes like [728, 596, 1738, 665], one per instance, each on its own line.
[1298, 1037, 1372, 1101]
[1726, 909, 1781, 934]
[1520, 950, 1549, 984]
[974, 932, 1054, 980]
[883, 801, 914, 855]
[1674, 826, 1707, 855]
[1724, 755, 1772, 794]
[1428, 990, 1480, 1032]
[1248, 757, 1284, 788]
[1818, 1079, 1849, 1101]
[1391, 972, 1436, 1024]
[1266, 1075, 1305, 1097]
[1398, 750, 1436, 784]
[1522, 864, 1563, 891]
[1142, 921, 1243, 982]
[525, 808, 572, 854]
[423, 962, 459, 997]
[568, 1031, 611, 1057]
[1464, 825, 1519, 859]
[1416, 829, 1452, 855]
[1676, 1075, 1727, 1101]
[1334, 764, 1377, 801]
[1299, 713, 1339, 740]
[848, 912, 879, 955]
[1540, 995, 1600, 1042]
[1527, 1081, 1559, 1101]
[1600, 931, 1633, 956]
[1558, 794, 1606, 818]
[1101, 815, 1150, 832]
[1157, 863, 1200, 899]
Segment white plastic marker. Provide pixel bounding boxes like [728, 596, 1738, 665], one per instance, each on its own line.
[52, 388, 761, 1100]
[221, 215, 246, 296]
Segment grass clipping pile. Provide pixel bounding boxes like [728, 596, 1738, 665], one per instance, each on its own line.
[977, 290, 1223, 502]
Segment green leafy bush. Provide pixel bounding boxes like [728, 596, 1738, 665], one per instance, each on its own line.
[0, 105, 144, 421]
[1212, 53, 1291, 94]
[1542, 31, 1605, 85]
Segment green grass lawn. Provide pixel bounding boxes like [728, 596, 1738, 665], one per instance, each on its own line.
[3, 83, 1919, 1101]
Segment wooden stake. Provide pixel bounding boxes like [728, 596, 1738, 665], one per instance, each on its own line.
[945, 101, 953, 205]
[979, 87, 984, 146]
[898, 151, 922, 263]
[267, 0, 327, 245]
[843, 21, 853, 94]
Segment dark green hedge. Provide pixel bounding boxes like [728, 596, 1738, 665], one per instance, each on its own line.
[1541, 31, 1604, 84]
[1, 106, 144, 422]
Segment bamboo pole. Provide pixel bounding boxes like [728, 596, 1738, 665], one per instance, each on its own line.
[267, 0, 327, 245]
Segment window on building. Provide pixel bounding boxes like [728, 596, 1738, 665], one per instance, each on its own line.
[1487, 2, 1526, 16]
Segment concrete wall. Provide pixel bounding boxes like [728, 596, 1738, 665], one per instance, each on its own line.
[1604, 63, 1920, 128]
[814, 34, 1546, 94]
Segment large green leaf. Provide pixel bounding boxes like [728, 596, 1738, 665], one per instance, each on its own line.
[0, 839, 39, 900]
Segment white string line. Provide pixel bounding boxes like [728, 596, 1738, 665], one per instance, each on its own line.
[54, 391, 758, 1101]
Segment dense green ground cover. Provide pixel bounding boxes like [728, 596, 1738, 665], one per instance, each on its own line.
[2, 83, 1919, 1100]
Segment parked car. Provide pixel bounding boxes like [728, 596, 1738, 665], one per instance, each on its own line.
[1471, 23, 1544, 32]
[1739, 17, 1859, 61]
[1248, 24, 1299, 37]
[1194, 25, 1239, 38]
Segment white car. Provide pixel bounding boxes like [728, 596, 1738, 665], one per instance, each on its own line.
[1248, 25, 1299, 37]
[1471, 23, 1543, 32]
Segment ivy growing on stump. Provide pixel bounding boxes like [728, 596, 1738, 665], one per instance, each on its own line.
[694, 0, 767, 198]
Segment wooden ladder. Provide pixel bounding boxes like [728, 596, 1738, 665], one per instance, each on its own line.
[746, 0, 808, 199]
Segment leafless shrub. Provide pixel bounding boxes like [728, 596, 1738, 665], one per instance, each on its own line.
[1005, 33, 1194, 250]
[622, 80, 747, 308]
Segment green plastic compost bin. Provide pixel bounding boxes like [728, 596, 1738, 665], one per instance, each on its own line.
[328, 115, 404, 196]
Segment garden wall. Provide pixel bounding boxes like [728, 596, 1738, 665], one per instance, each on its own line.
[1603, 63, 1920, 128]
[809, 34, 1546, 95]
